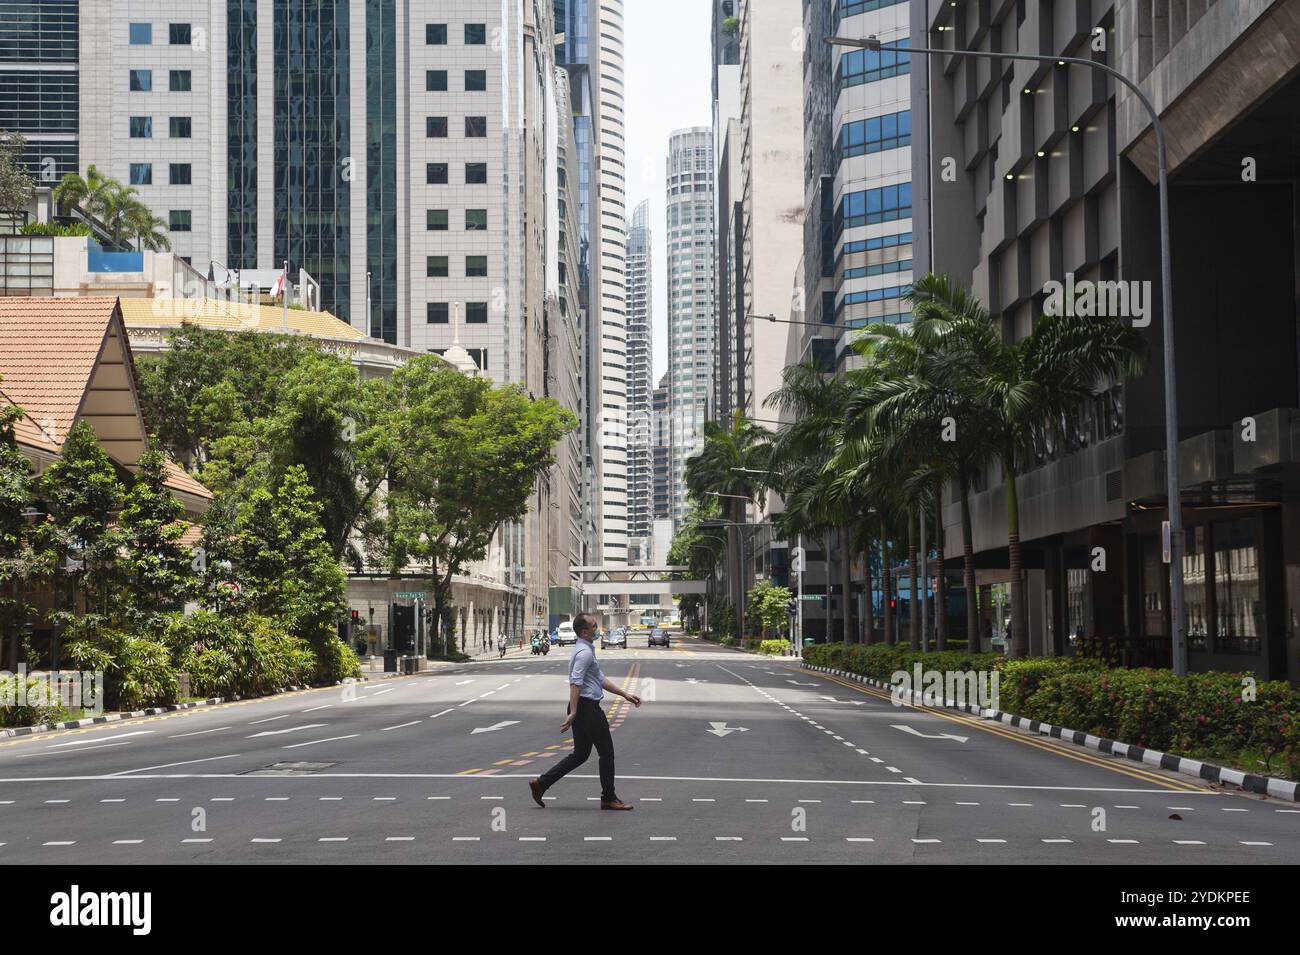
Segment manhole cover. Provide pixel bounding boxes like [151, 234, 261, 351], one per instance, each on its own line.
[242, 761, 336, 776]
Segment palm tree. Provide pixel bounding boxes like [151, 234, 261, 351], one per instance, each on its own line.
[53, 167, 170, 251]
[766, 363, 858, 644]
[930, 280, 1147, 658]
[684, 411, 771, 638]
[52, 165, 113, 218]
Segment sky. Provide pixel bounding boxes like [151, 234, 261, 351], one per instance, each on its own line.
[623, 0, 712, 383]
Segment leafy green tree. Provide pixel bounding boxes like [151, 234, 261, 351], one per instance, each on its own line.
[747, 580, 793, 638]
[134, 324, 324, 468]
[0, 401, 37, 667]
[116, 448, 193, 624]
[37, 421, 126, 658]
[0, 131, 34, 212]
[374, 360, 577, 656]
[52, 165, 170, 251]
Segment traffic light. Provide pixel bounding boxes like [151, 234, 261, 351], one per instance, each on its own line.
[786, 598, 797, 617]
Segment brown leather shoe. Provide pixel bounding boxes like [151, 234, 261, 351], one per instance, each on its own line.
[600, 799, 634, 811]
[528, 778, 545, 808]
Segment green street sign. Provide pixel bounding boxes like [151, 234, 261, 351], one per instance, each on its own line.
[394, 591, 425, 600]
[800, 594, 824, 601]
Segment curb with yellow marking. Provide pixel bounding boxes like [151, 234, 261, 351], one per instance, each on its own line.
[804, 666, 1203, 793]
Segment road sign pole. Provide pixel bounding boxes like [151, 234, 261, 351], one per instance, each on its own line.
[797, 533, 804, 658]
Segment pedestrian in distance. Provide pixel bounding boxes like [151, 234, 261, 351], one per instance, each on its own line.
[529, 612, 640, 810]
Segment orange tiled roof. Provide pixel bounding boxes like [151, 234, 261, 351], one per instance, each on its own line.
[0, 296, 121, 449]
[161, 458, 213, 500]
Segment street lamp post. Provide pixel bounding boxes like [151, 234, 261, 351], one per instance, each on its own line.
[826, 34, 1186, 674]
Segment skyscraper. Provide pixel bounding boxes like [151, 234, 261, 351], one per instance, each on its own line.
[625, 199, 652, 559]
[665, 126, 715, 528]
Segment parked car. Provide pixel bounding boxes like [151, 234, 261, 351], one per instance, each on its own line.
[556, 621, 577, 646]
[648, 627, 670, 648]
[601, 627, 627, 650]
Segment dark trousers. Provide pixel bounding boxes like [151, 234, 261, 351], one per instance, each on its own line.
[538, 697, 616, 802]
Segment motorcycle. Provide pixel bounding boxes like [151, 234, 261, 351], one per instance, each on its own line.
[530, 633, 549, 655]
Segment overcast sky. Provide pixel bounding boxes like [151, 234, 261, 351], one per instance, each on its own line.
[623, 0, 712, 382]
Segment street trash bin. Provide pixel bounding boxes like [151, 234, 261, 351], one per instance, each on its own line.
[803, 638, 815, 648]
[383, 648, 398, 672]
[401, 655, 420, 675]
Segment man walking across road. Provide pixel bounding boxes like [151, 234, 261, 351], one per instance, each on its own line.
[529, 612, 640, 810]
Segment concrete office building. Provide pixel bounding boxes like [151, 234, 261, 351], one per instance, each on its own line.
[711, 1, 743, 421]
[665, 127, 715, 528]
[651, 372, 670, 522]
[737, 0, 805, 423]
[918, 0, 1300, 679]
[625, 198, 652, 561]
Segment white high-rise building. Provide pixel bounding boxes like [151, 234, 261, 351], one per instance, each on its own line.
[738, 0, 804, 420]
[588, 0, 629, 566]
[625, 199, 652, 561]
[665, 127, 715, 528]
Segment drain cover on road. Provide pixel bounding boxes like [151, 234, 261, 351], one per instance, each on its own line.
[242, 761, 336, 776]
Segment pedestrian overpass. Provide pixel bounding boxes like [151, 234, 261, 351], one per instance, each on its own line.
[570, 565, 707, 596]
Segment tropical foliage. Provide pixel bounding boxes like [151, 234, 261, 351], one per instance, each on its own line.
[53, 165, 171, 251]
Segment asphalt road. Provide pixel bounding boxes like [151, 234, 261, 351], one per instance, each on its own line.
[0, 634, 1295, 864]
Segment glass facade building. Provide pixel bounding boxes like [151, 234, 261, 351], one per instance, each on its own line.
[0, 0, 78, 182]
[272, 0, 351, 322]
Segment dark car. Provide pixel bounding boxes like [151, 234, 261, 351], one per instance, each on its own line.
[601, 627, 627, 650]
[648, 628, 669, 648]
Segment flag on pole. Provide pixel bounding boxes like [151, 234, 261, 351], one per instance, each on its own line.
[271, 268, 286, 298]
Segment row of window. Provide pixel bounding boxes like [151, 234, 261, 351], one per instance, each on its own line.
[838, 40, 911, 90]
[841, 231, 912, 256]
[838, 109, 911, 159]
[129, 70, 191, 92]
[843, 257, 912, 281]
[129, 116, 191, 138]
[426, 70, 487, 92]
[129, 163, 190, 185]
[426, 256, 489, 277]
[427, 116, 487, 138]
[839, 182, 912, 229]
[427, 302, 488, 323]
[836, 0, 908, 21]
[427, 162, 488, 184]
[129, 23, 191, 46]
[426, 23, 487, 45]
[427, 208, 487, 230]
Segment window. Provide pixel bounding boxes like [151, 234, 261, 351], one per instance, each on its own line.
[466, 255, 487, 277]
[465, 116, 487, 138]
[426, 116, 447, 137]
[465, 162, 487, 184]
[466, 302, 488, 323]
[838, 0, 907, 18]
[465, 69, 486, 91]
[129, 23, 152, 45]
[839, 182, 912, 229]
[168, 23, 191, 45]
[838, 38, 911, 90]
[464, 23, 486, 44]
[129, 116, 152, 138]
[427, 209, 448, 231]
[169, 70, 192, 92]
[426, 70, 447, 91]
[426, 23, 447, 44]
[466, 348, 487, 371]
[169, 116, 192, 138]
[129, 69, 152, 92]
[427, 302, 449, 323]
[465, 209, 487, 230]
[129, 163, 152, 185]
[168, 163, 191, 185]
[1213, 519, 1262, 654]
[426, 163, 448, 184]
[168, 210, 192, 232]
[838, 109, 911, 159]
[427, 256, 448, 277]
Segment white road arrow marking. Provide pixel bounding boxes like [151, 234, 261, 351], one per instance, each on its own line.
[706, 722, 749, 738]
[819, 695, 865, 706]
[786, 680, 820, 686]
[685, 678, 708, 684]
[890, 723, 968, 743]
[247, 723, 328, 739]
[470, 720, 520, 735]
